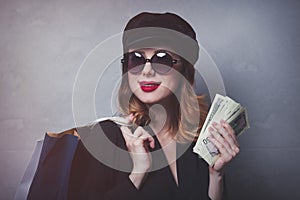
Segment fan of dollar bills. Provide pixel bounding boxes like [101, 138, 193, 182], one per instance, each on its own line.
[193, 94, 250, 166]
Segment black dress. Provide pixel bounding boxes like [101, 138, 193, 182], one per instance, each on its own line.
[27, 120, 211, 200]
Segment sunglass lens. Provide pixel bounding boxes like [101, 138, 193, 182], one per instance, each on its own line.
[127, 52, 145, 73]
[152, 52, 173, 74]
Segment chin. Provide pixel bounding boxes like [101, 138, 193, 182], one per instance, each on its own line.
[136, 94, 161, 104]
[134, 90, 173, 105]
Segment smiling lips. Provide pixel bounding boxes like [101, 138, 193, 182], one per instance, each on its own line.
[139, 81, 161, 92]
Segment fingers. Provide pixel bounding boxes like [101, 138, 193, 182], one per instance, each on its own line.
[209, 127, 235, 159]
[213, 121, 239, 152]
[221, 119, 239, 148]
[120, 126, 133, 142]
[120, 126, 155, 150]
[121, 126, 153, 174]
[208, 120, 240, 161]
[133, 127, 155, 149]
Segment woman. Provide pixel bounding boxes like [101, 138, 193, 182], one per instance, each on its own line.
[21, 12, 239, 200]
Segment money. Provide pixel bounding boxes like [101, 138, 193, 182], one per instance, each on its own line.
[193, 94, 250, 166]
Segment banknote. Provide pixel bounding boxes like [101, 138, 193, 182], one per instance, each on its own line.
[193, 94, 250, 166]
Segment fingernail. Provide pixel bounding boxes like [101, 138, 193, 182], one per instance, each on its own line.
[212, 122, 217, 126]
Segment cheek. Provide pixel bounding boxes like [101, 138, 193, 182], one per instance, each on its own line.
[127, 73, 138, 92]
[162, 73, 183, 93]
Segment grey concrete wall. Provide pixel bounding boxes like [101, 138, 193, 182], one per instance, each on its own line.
[1, 0, 299, 199]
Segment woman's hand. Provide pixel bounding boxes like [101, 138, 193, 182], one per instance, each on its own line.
[208, 119, 240, 173]
[208, 120, 240, 200]
[120, 126, 155, 188]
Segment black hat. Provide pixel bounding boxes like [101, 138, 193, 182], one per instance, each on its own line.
[122, 12, 199, 64]
[124, 12, 197, 41]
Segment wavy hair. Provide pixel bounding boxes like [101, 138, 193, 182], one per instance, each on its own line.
[118, 58, 208, 143]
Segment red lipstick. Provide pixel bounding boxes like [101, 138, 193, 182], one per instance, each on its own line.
[139, 81, 161, 92]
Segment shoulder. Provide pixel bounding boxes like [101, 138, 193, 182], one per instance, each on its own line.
[76, 119, 123, 141]
[75, 119, 129, 152]
[46, 116, 128, 140]
[44, 117, 128, 150]
[77, 116, 131, 144]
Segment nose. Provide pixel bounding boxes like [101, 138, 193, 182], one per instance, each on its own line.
[142, 60, 155, 76]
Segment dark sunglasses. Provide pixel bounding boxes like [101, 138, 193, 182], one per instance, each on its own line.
[121, 51, 178, 74]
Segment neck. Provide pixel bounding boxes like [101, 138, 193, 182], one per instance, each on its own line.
[147, 96, 178, 144]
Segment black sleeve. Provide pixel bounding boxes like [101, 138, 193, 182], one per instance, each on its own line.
[222, 174, 228, 200]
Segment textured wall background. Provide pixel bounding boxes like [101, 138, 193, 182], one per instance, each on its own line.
[1, 0, 299, 199]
